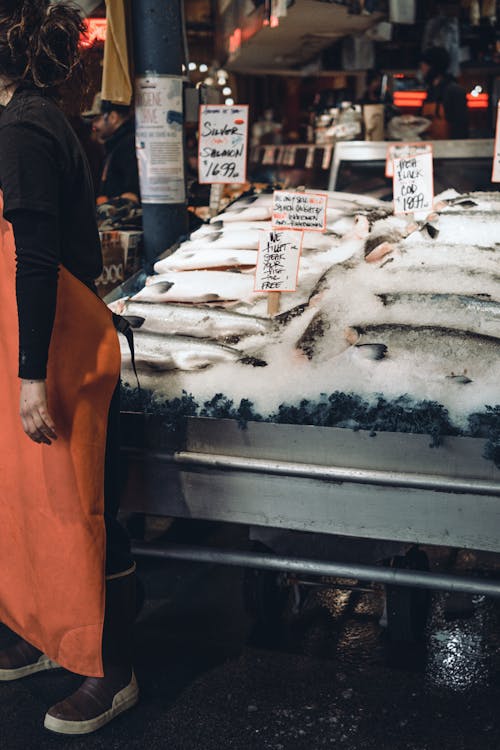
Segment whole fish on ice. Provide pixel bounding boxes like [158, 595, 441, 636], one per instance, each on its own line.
[368, 292, 500, 340]
[346, 324, 500, 380]
[121, 332, 267, 371]
[154, 248, 257, 272]
[134, 271, 257, 303]
[119, 301, 274, 341]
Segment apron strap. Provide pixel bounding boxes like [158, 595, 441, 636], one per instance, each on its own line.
[112, 313, 140, 391]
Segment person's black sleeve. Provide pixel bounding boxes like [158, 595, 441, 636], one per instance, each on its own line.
[444, 84, 469, 140]
[0, 122, 60, 216]
[11, 209, 60, 380]
[0, 122, 62, 379]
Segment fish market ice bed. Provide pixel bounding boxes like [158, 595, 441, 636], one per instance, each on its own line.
[117, 188, 500, 581]
[115, 189, 500, 428]
[121, 416, 500, 553]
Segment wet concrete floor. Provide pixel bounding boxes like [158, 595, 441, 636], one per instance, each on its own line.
[2, 521, 500, 749]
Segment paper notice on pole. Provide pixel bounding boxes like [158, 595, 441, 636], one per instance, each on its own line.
[393, 150, 434, 215]
[272, 190, 327, 232]
[198, 105, 249, 184]
[492, 104, 500, 182]
[135, 75, 185, 204]
[385, 142, 432, 178]
[254, 230, 302, 292]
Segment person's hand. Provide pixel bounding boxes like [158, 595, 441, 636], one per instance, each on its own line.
[20, 380, 58, 445]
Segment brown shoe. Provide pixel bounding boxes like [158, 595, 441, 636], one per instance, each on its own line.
[44, 566, 139, 735]
[0, 638, 59, 681]
[43, 669, 139, 735]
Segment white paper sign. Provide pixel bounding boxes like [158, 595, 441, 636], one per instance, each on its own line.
[198, 105, 249, 184]
[135, 75, 186, 204]
[305, 146, 315, 169]
[385, 142, 432, 178]
[272, 191, 327, 232]
[393, 151, 434, 215]
[322, 146, 333, 170]
[492, 104, 500, 183]
[254, 230, 302, 292]
[262, 146, 276, 165]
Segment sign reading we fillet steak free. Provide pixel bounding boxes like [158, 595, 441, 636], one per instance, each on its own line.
[272, 190, 327, 232]
[198, 105, 249, 184]
[254, 230, 302, 293]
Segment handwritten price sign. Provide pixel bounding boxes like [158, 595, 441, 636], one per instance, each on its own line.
[385, 142, 432, 178]
[198, 105, 249, 184]
[272, 191, 327, 231]
[254, 230, 302, 293]
[393, 150, 434, 215]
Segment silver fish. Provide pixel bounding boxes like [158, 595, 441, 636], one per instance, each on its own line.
[122, 332, 266, 372]
[121, 301, 274, 342]
[375, 292, 500, 340]
[347, 324, 500, 376]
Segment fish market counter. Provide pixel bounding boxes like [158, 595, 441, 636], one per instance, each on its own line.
[114, 186, 500, 599]
[121, 415, 500, 596]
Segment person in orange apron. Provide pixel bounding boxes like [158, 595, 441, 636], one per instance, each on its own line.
[0, 0, 138, 735]
[419, 46, 469, 140]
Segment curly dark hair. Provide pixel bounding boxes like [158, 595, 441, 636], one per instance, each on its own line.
[0, 0, 85, 89]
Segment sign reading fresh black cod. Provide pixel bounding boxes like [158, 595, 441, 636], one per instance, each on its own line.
[393, 150, 434, 215]
[198, 105, 249, 184]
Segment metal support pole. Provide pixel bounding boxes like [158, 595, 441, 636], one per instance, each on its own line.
[131, 542, 500, 598]
[131, 0, 188, 269]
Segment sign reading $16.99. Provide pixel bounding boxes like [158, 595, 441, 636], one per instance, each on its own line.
[198, 105, 249, 184]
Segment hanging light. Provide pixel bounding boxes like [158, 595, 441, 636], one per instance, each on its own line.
[199, 63, 208, 73]
[225, 98, 234, 106]
[204, 77, 214, 86]
[223, 86, 232, 96]
[188, 62, 197, 71]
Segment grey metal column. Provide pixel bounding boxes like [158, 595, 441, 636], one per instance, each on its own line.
[131, 0, 188, 269]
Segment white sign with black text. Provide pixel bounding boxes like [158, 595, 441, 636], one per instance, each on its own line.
[254, 230, 302, 293]
[393, 150, 434, 215]
[198, 105, 249, 184]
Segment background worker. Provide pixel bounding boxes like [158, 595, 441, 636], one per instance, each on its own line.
[92, 99, 140, 205]
[420, 46, 469, 139]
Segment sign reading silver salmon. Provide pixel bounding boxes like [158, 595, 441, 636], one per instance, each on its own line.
[254, 230, 302, 293]
[198, 105, 249, 184]
[393, 150, 434, 215]
[272, 191, 327, 231]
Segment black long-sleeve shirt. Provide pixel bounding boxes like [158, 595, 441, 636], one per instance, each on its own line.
[0, 86, 103, 379]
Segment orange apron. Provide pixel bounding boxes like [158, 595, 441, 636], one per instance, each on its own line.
[0, 205, 121, 678]
[422, 101, 451, 140]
